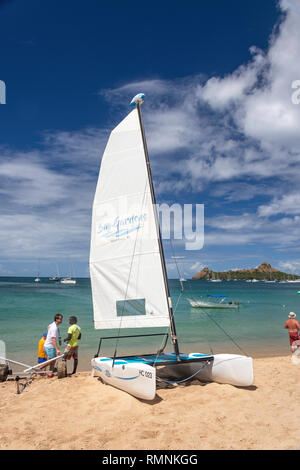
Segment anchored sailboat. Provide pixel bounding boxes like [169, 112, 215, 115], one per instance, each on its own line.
[60, 264, 76, 284]
[49, 263, 60, 281]
[90, 94, 253, 400]
[34, 260, 41, 282]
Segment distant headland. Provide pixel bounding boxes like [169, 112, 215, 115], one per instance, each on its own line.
[192, 262, 300, 281]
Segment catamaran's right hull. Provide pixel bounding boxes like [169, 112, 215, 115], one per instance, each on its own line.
[156, 353, 253, 387]
[190, 353, 254, 387]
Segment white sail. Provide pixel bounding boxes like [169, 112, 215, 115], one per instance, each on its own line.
[90, 109, 170, 329]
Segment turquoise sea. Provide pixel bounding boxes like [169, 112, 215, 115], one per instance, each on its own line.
[0, 277, 299, 371]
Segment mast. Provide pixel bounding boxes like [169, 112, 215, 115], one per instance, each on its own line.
[132, 94, 180, 360]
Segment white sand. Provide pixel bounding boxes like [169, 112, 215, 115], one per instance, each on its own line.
[0, 355, 299, 450]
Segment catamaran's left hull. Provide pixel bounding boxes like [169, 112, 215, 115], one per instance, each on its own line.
[91, 357, 156, 400]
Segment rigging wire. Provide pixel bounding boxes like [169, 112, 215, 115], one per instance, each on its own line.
[199, 308, 249, 356]
[156, 359, 211, 385]
[168, 235, 250, 356]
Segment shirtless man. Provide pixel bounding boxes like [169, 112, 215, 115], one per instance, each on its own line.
[284, 312, 300, 352]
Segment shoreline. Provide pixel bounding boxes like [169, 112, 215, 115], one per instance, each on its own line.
[1, 354, 300, 450]
[4, 344, 292, 374]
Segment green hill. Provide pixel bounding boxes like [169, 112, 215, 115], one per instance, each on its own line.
[192, 262, 300, 281]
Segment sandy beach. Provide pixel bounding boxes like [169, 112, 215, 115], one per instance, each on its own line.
[0, 355, 299, 450]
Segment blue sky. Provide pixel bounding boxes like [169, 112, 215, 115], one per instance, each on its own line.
[1, 0, 300, 278]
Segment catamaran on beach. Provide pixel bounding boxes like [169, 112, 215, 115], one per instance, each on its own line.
[89, 94, 253, 400]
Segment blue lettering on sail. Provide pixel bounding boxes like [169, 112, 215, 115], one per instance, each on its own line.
[97, 213, 147, 239]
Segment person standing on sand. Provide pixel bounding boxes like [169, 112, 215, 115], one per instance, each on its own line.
[44, 313, 63, 377]
[37, 332, 48, 370]
[64, 316, 81, 375]
[284, 312, 300, 353]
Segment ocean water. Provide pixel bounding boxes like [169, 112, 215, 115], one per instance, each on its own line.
[0, 277, 298, 371]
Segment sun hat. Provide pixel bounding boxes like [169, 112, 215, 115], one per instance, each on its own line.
[288, 312, 296, 318]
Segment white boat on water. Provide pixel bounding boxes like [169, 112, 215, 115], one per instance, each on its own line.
[60, 277, 76, 285]
[34, 260, 41, 282]
[49, 264, 60, 281]
[187, 295, 239, 309]
[60, 264, 77, 284]
[89, 94, 253, 401]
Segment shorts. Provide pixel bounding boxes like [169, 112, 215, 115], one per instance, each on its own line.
[44, 346, 57, 359]
[289, 333, 300, 346]
[65, 346, 78, 360]
[38, 357, 47, 364]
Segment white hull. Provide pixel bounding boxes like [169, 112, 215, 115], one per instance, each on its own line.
[187, 298, 238, 309]
[206, 354, 253, 387]
[60, 278, 76, 285]
[91, 357, 156, 400]
[163, 353, 253, 388]
[91, 353, 253, 400]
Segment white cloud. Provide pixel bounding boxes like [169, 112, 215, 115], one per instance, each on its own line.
[189, 261, 204, 271]
[278, 259, 300, 273]
[198, 47, 265, 110]
[0, 128, 102, 262]
[97, 0, 300, 198]
[206, 213, 262, 231]
[2, 0, 300, 270]
[258, 193, 300, 216]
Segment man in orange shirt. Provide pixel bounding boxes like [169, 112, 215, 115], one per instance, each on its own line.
[284, 312, 300, 353]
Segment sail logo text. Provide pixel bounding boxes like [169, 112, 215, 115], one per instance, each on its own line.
[0, 80, 6, 104]
[96, 202, 204, 250]
[97, 213, 147, 239]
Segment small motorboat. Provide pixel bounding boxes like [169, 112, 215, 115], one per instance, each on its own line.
[187, 295, 239, 309]
[60, 277, 76, 285]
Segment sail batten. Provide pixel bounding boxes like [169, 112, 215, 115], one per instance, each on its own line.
[90, 108, 170, 330]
